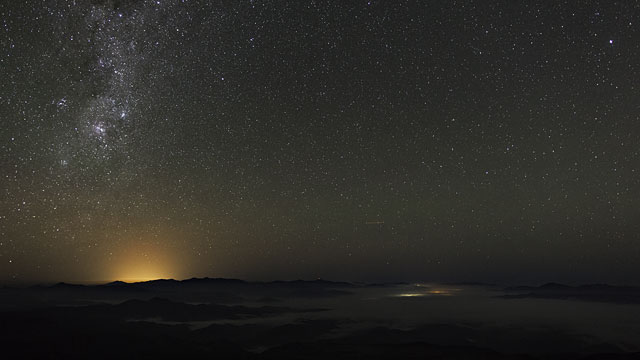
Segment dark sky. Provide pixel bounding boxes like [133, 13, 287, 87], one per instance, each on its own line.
[1, 0, 639, 284]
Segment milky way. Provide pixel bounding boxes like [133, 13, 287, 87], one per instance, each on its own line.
[1, 0, 639, 284]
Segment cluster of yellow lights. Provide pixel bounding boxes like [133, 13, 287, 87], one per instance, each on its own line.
[396, 293, 428, 297]
[394, 284, 461, 297]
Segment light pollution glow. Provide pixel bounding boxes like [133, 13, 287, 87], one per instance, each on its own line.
[106, 242, 180, 282]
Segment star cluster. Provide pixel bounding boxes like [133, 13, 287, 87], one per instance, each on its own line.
[1, 0, 639, 283]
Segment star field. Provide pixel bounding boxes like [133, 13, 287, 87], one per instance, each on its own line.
[1, 0, 639, 284]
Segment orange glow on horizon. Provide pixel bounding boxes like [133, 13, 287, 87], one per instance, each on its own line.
[106, 240, 180, 282]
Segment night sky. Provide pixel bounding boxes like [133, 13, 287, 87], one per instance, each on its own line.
[1, 0, 639, 284]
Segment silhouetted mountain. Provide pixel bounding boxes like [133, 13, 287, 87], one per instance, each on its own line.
[52, 281, 86, 289]
[505, 282, 571, 291]
[96, 277, 351, 289]
[183, 277, 248, 285]
[444, 281, 498, 287]
[501, 283, 640, 304]
[2, 279, 640, 359]
[336, 323, 622, 356]
[194, 319, 342, 349]
[540, 282, 572, 290]
[269, 279, 354, 287]
[104, 280, 128, 286]
[260, 341, 535, 360]
[364, 282, 406, 287]
[14, 297, 325, 323]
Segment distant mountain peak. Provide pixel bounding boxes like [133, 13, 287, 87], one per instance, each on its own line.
[539, 282, 570, 289]
[105, 280, 128, 286]
[52, 282, 85, 288]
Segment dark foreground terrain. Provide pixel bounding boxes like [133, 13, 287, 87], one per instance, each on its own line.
[1, 278, 640, 359]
